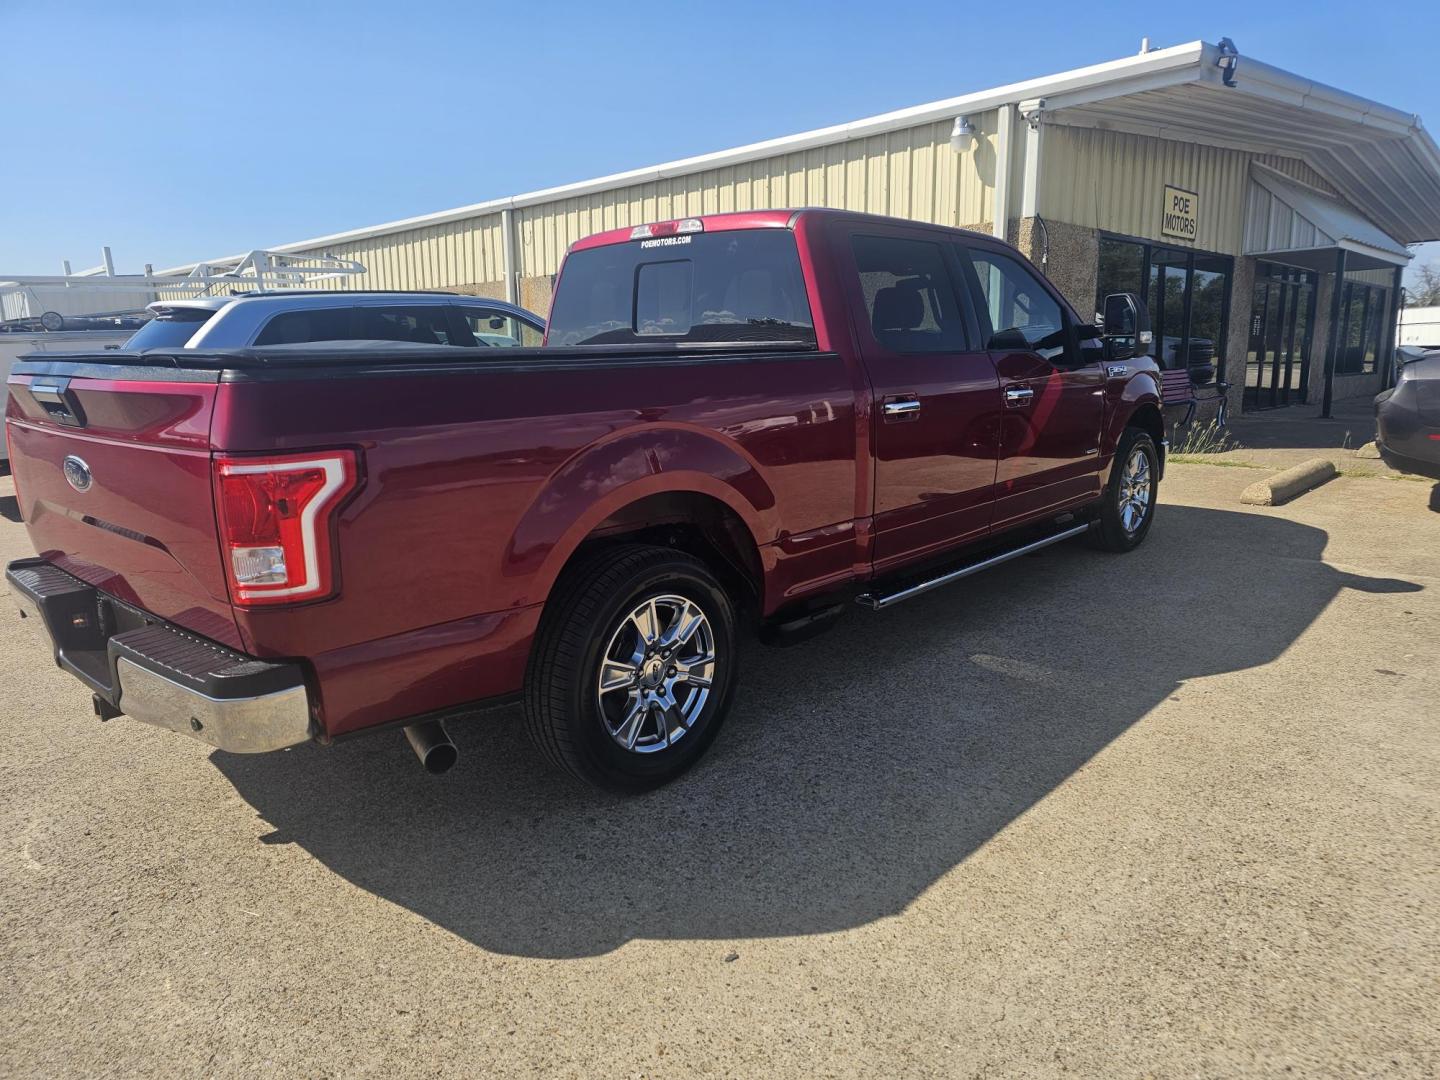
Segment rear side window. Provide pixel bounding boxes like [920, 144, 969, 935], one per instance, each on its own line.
[125, 309, 214, 349]
[253, 308, 354, 346]
[353, 306, 454, 345]
[254, 306, 456, 346]
[546, 229, 815, 347]
[849, 234, 968, 354]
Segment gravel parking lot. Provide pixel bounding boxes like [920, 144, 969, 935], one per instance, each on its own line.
[1, 463, 1437, 1079]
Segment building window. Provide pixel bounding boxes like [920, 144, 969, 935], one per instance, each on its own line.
[1335, 279, 1388, 375]
[1095, 235, 1232, 385]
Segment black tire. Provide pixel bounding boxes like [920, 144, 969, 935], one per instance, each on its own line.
[523, 544, 738, 792]
[1090, 427, 1159, 552]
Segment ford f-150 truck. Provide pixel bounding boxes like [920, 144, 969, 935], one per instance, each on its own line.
[6, 209, 1163, 792]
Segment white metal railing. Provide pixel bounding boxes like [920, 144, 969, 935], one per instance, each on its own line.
[2, 249, 367, 325]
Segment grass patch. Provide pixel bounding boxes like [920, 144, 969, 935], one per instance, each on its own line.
[1349, 469, 1433, 482]
[1169, 455, 1266, 469]
[1170, 419, 1243, 455]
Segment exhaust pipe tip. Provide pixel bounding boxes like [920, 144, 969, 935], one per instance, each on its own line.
[404, 720, 457, 775]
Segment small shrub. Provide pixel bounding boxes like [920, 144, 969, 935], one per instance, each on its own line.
[1170, 419, 1242, 455]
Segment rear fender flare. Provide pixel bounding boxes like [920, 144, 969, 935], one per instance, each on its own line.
[506, 426, 776, 606]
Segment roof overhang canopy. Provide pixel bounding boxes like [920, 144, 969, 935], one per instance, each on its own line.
[1242, 163, 1410, 271]
[1037, 41, 1440, 245]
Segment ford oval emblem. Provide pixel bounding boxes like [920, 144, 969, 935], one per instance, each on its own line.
[62, 455, 93, 493]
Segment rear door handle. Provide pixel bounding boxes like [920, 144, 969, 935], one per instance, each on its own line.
[1004, 387, 1035, 408]
[882, 398, 922, 422]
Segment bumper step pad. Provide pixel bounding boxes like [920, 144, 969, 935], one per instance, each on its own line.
[7, 558, 313, 753]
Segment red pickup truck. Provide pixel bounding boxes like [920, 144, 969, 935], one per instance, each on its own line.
[5, 209, 1163, 791]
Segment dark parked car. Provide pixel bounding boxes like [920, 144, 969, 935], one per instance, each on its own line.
[1375, 347, 1440, 479]
[6, 209, 1164, 792]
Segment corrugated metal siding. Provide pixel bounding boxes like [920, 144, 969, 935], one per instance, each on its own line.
[1243, 182, 1334, 254]
[1039, 124, 1334, 255]
[154, 215, 509, 299]
[169, 115, 1373, 306]
[1258, 157, 1336, 196]
[286, 215, 508, 290]
[1349, 267, 1396, 286]
[514, 114, 1000, 277]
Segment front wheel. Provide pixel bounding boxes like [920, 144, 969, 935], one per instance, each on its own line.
[1090, 428, 1159, 552]
[523, 544, 738, 792]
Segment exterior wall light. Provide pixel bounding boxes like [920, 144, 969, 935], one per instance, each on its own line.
[1216, 37, 1239, 87]
[949, 116, 976, 152]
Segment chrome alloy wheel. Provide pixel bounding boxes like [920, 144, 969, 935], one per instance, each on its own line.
[1118, 446, 1153, 535]
[596, 595, 717, 754]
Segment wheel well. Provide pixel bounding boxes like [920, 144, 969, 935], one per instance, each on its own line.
[1128, 403, 1164, 446]
[1128, 404, 1165, 476]
[568, 491, 763, 618]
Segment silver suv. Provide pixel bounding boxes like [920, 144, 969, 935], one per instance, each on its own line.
[124, 291, 545, 351]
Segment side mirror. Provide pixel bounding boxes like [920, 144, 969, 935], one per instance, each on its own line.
[1101, 292, 1152, 361]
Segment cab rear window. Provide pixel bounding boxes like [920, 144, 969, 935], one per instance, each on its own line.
[546, 229, 815, 347]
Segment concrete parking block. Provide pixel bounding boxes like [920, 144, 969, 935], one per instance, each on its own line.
[1239, 457, 1338, 506]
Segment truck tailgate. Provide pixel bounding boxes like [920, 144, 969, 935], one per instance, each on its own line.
[6, 371, 240, 649]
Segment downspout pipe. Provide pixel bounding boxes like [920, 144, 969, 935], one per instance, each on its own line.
[501, 207, 519, 306]
[992, 105, 1015, 242]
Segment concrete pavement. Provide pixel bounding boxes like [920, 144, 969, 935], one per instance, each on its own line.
[1, 464, 1437, 1078]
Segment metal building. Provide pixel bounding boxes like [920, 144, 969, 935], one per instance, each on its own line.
[160, 39, 1440, 418]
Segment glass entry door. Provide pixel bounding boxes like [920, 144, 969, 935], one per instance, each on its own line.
[1245, 263, 1316, 410]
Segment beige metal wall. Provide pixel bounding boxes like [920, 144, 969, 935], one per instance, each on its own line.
[156, 216, 508, 300]
[286, 215, 508, 292]
[513, 113, 1001, 279]
[224, 112, 1005, 309]
[1038, 124, 1336, 255]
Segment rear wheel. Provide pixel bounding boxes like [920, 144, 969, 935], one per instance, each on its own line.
[523, 544, 738, 792]
[1090, 427, 1158, 552]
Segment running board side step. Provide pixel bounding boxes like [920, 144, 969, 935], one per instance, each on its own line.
[854, 522, 1093, 611]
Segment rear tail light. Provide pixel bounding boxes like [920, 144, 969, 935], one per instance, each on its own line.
[213, 450, 359, 606]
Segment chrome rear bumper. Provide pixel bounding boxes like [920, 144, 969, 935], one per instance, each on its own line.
[7, 559, 313, 754]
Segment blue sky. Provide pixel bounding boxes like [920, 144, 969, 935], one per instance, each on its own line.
[3, 0, 1439, 282]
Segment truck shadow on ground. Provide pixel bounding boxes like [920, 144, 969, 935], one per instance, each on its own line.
[216, 505, 1420, 959]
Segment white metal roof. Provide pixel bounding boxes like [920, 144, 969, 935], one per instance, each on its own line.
[160, 40, 1440, 273]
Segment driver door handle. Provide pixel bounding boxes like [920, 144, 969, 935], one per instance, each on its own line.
[1004, 387, 1035, 408]
[882, 397, 922, 422]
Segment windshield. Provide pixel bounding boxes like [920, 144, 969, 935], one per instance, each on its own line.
[124, 309, 215, 349]
[546, 228, 815, 347]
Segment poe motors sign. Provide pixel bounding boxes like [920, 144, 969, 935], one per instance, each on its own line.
[1161, 185, 1199, 242]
